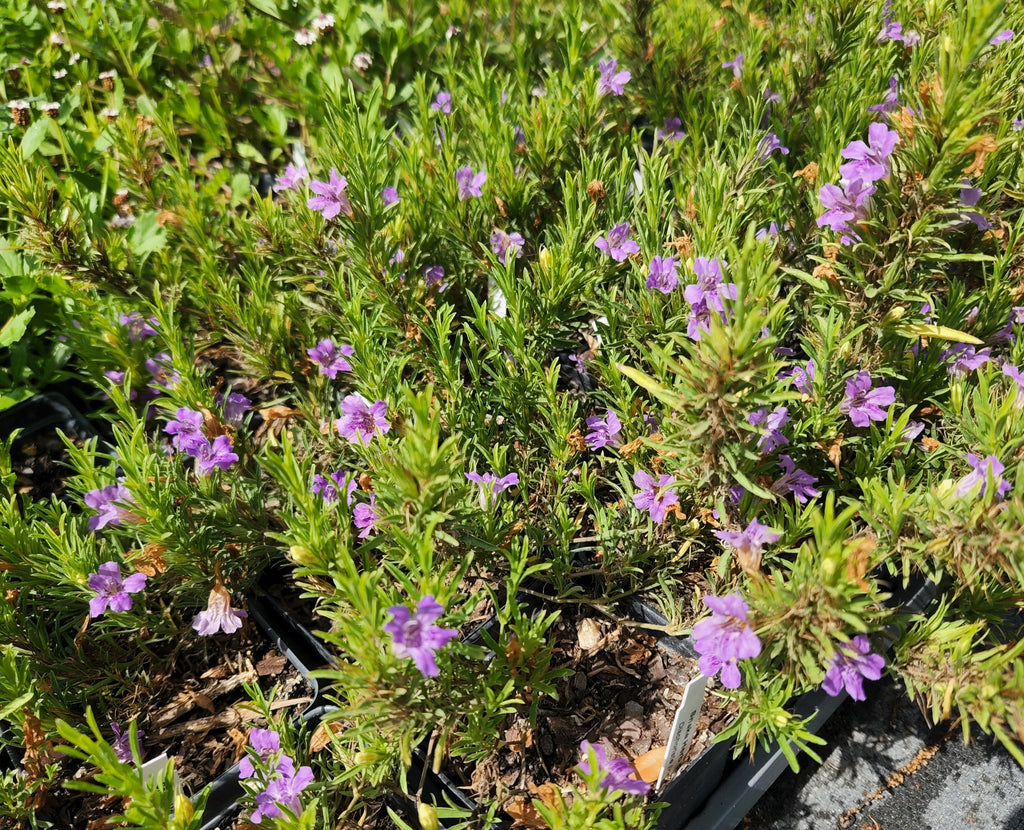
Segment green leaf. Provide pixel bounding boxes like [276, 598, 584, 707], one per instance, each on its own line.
[893, 323, 983, 344]
[127, 212, 167, 258]
[236, 142, 267, 164]
[20, 119, 50, 159]
[0, 307, 35, 348]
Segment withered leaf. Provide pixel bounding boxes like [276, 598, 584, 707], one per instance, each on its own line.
[259, 405, 301, 422]
[818, 433, 844, 479]
[921, 436, 940, 452]
[634, 745, 667, 784]
[505, 796, 550, 829]
[192, 692, 216, 715]
[309, 720, 345, 753]
[255, 652, 288, 677]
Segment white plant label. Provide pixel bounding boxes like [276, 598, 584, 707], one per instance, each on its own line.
[140, 751, 178, 792]
[488, 275, 508, 318]
[655, 673, 708, 791]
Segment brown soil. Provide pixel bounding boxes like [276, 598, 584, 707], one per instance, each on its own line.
[36, 621, 314, 829]
[10, 429, 85, 501]
[445, 603, 735, 819]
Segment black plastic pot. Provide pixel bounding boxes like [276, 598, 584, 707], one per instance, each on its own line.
[195, 583, 339, 830]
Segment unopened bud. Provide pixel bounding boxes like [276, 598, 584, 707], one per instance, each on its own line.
[354, 749, 384, 765]
[8, 100, 30, 127]
[882, 306, 906, 324]
[99, 69, 117, 90]
[538, 246, 552, 274]
[288, 545, 315, 565]
[773, 710, 790, 727]
[418, 803, 439, 830]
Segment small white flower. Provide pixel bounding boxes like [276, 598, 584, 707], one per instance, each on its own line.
[352, 52, 372, 71]
[47, 0, 66, 11]
[312, 12, 335, 32]
[52, 68, 67, 79]
[49, 31, 66, 46]
[294, 27, 317, 46]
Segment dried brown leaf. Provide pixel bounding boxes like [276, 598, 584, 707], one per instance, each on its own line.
[255, 653, 288, 677]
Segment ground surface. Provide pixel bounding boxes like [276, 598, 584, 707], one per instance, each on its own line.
[744, 675, 1024, 830]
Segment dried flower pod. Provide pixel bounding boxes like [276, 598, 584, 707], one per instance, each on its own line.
[586, 178, 606, 202]
[99, 69, 117, 90]
[101, 107, 119, 123]
[8, 100, 30, 127]
[40, 101, 59, 118]
[47, 0, 66, 11]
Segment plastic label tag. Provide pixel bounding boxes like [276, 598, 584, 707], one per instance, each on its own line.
[140, 751, 179, 792]
[488, 275, 508, 318]
[656, 673, 708, 791]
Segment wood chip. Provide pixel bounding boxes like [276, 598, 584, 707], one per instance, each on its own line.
[634, 745, 666, 784]
[505, 796, 549, 828]
[255, 652, 288, 676]
[576, 618, 604, 653]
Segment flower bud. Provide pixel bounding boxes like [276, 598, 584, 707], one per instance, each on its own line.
[418, 803, 439, 830]
[288, 545, 315, 565]
[354, 749, 384, 765]
[882, 306, 906, 324]
[773, 710, 791, 727]
[538, 246, 552, 274]
[173, 793, 194, 824]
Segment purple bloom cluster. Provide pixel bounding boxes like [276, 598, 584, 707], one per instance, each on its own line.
[311, 470, 357, 504]
[466, 470, 519, 511]
[942, 344, 990, 379]
[431, 90, 452, 115]
[840, 371, 896, 427]
[353, 493, 380, 538]
[307, 167, 352, 219]
[584, 410, 623, 450]
[713, 518, 780, 572]
[577, 740, 650, 796]
[384, 595, 458, 677]
[1003, 363, 1024, 408]
[456, 166, 486, 200]
[757, 132, 789, 161]
[193, 582, 247, 636]
[632, 470, 677, 523]
[144, 352, 180, 393]
[748, 406, 789, 453]
[822, 635, 885, 701]
[335, 394, 390, 444]
[770, 455, 821, 503]
[646, 255, 679, 294]
[490, 229, 524, 265]
[110, 721, 144, 763]
[87, 561, 147, 618]
[596, 58, 630, 97]
[275, 162, 308, 193]
[876, 1, 920, 45]
[781, 359, 816, 394]
[818, 123, 898, 244]
[118, 312, 158, 341]
[655, 117, 686, 143]
[381, 186, 400, 207]
[595, 222, 640, 262]
[683, 257, 737, 340]
[692, 594, 762, 689]
[240, 728, 315, 823]
[955, 453, 1011, 500]
[307, 338, 355, 378]
[84, 483, 136, 531]
[868, 75, 901, 115]
[163, 408, 239, 475]
[220, 391, 252, 427]
[722, 53, 744, 78]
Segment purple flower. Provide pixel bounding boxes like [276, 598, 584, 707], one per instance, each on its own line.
[684, 257, 736, 312]
[110, 722, 144, 763]
[466, 471, 519, 511]
[431, 90, 452, 114]
[422, 264, 447, 290]
[307, 338, 355, 378]
[822, 635, 885, 701]
[577, 741, 650, 796]
[193, 435, 239, 476]
[692, 594, 762, 689]
[490, 229, 524, 265]
[84, 484, 137, 531]
[713, 518, 780, 572]
[955, 453, 1011, 500]
[722, 53, 744, 78]
[381, 186, 400, 207]
[455, 166, 486, 200]
[164, 407, 207, 453]
[839, 123, 899, 184]
[595, 222, 640, 262]
[781, 360, 816, 395]
[991, 29, 1014, 45]
[384, 595, 458, 678]
[144, 353, 179, 391]
[253, 761, 315, 822]
[756, 222, 781, 241]
[655, 117, 686, 142]
[87, 561, 147, 618]
[335, 394, 390, 444]
[1014, 117, 1024, 132]
[222, 392, 251, 427]
[748, 406, 789, 453]
[868, 75, 901, 115]
[239, 728, 282, 779]
[311, 470, 357, 504]
[840, 371, 896, 427]
[646, 256, 679, 294]
[307, 168, 352, 220]
[757, 133, 789, 160]
[192, 583, 247, 636]
[597, 58, 631, 97]
[585, 410, 623, 450]
[353, 493, 380, 538]
[958, 179, 991, 230]
[817, 178, 875, 244]
[1002, 363, 1024, 408]
[631, 470, 678, 523]
[118, 312, 158, 341]
[764, 89, 782, 105]
[941, 344, 990, 379]
[275, 162, 308, 193]
[771, 455, 821, 503]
